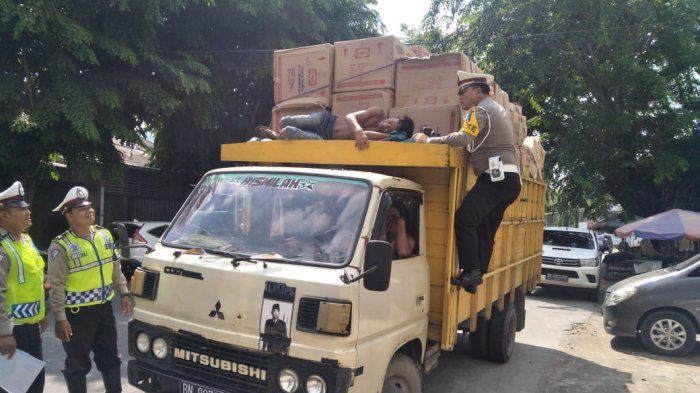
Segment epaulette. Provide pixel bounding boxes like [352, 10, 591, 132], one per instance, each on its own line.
[52, 230, 71, 243]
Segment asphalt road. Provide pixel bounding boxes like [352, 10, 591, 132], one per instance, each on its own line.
[37, 286, 598, 393]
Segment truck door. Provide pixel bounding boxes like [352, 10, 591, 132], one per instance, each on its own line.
[355, 190, 429, 390]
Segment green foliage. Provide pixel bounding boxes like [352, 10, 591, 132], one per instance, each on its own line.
[0, 0, 381, 190]
[412, 0, 700, 217]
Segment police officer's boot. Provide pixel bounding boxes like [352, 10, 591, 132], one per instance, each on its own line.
[64, 374, 87, 393]
[102, 366, 123, 393]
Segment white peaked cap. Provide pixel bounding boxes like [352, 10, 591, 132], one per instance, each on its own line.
[53, 186, 92, 213]
[457, 71, 494, 91]
[0, 181, 29, 208]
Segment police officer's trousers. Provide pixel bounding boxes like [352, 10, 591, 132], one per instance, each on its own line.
[0, 324, 45, 393]
[62, 301, 122, 393]
[454, 172, 521, 273]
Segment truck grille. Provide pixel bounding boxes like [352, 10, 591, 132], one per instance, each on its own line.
[172, 333, 271, 393]
[542, 256, 581, 267]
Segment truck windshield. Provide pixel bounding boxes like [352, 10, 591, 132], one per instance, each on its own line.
[543, 230, 595, 249]
[162, 172, 370, 265]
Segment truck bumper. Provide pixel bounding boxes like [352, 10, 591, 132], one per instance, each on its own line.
[540, 265, 600, 289]
[128, 320, 353, 393]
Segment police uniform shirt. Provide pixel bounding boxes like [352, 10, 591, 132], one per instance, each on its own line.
[428, 96, 519, 175]
[47, 228, 129, 322]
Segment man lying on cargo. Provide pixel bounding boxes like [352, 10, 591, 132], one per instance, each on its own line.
[256, 107, 414, 150]
[413, 71, 521, 293]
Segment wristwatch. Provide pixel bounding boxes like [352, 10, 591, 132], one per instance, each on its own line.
[120, 292, 131, 298]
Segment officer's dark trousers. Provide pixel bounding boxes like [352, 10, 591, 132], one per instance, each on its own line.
[5, 323, 45, 393]
[62, 302, 122, 393]
[455, 172, 521, 273]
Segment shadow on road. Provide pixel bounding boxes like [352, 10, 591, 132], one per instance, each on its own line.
[528, 285, 601, 312]
[424, 334, 633, 393]
[610, 336, 700, 365]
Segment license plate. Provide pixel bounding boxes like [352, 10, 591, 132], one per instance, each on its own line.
[546, 273, 569, 282]
[180, 381, 226, 393]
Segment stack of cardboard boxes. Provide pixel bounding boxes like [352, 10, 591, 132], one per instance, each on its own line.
[270, 36, 545, 180]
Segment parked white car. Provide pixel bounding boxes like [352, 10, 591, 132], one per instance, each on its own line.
[541, 227, 607, 297]
[110, 220, 169, 279]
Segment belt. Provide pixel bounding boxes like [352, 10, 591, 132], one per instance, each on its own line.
[484, 164, 520, 175]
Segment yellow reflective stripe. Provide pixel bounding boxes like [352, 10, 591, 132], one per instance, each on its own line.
[67, 259, 106, 273]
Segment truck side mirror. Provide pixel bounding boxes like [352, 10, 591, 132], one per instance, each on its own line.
[363, 240, 393, 292]
[110, 222, 131, 258]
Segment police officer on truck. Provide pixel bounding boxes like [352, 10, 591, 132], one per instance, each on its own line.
[414, 71, 522, 293]
[0, 181, 47, 393]
[47, 186, 131, 393]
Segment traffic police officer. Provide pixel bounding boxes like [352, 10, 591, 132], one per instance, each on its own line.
[0, 181, 46, 393]
[414, 71, 522, 293]
[47, 186, 131, 393]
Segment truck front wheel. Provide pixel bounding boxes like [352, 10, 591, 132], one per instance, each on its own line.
[382, 353, 422, 393]
[488, 303, 517, 363]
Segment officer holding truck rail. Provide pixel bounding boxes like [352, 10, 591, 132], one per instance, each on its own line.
[47, 186, 131, 393]
[414, 71, 521, 293]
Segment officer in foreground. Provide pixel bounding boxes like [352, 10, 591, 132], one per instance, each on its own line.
[0, 181, 46, 393]
[47, 186, 131, 393]
[414, 71, 521, 293]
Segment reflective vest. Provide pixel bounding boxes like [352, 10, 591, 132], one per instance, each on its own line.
[1, 233, 45, 324]
[52, 226, 116, 308]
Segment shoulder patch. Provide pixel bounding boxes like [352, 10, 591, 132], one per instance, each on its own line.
[50, 249, 60, 261]
[460, 106, 481, 137]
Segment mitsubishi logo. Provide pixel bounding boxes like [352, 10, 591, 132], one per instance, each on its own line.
[209, 300, 225, 320]
[554, 258, 564, 265]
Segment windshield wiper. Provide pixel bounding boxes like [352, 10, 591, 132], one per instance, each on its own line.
[230, 252, 304, 268]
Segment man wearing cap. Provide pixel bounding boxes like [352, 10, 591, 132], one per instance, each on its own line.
[414, 71, 521, 293]
[0, 181, 47, 393]
[47, 186, 130, 393]
[261, 303, 289, 355]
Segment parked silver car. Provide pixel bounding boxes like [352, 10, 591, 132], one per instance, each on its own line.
[603, 253, 700, 356]
[110, 220, 169, 279]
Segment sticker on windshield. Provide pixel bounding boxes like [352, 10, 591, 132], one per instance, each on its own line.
[231, 176, 318, 191]
[259, 281, 295, 355]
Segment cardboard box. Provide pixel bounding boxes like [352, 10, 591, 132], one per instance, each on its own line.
[389, 105, 462, 136]
[271, 98, 327, 131]
[333, 36, 406, 93]
[331, 89, 394, 121]
[395, 53, 472, 108]
[407, 45, 431, 58]
[274, 44, 333, 105]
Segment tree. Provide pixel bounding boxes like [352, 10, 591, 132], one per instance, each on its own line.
[412, 0, 700, 217]
[150, 0, 381, 184]
[0, 0, 212, 189]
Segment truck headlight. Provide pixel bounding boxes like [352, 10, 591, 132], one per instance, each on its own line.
[306, 375, 327, 393]
[316, 301, 351, 335]
[278, 368, 299, 392]
[580, 258, 598, 267]
[136, 332, 150, 353]
[152, 337, 169, 359]
[604, 287, 637, 306]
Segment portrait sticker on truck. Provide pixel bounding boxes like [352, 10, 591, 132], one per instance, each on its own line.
[259, 281, 296, 356]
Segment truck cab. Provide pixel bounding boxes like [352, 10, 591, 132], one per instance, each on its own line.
[127, 141, 545, 393]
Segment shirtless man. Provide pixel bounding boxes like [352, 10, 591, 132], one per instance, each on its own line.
[258, 107, 414, 150]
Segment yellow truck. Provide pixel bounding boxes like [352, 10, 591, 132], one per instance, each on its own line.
[126, 141, 545, 393]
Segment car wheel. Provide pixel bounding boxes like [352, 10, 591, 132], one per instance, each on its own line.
[381, 353, 422, 393]
[640, 310, 697, 357]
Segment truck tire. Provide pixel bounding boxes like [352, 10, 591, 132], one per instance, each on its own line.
[488, 303, 517, 363]
[468, 316, 490, 359]
[382, 353, 422, 393]
[515, 289, 526, 332]
[640, 310, 697, 357]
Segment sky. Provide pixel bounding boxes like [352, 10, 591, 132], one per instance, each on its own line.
[371, 0, 432, 38]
